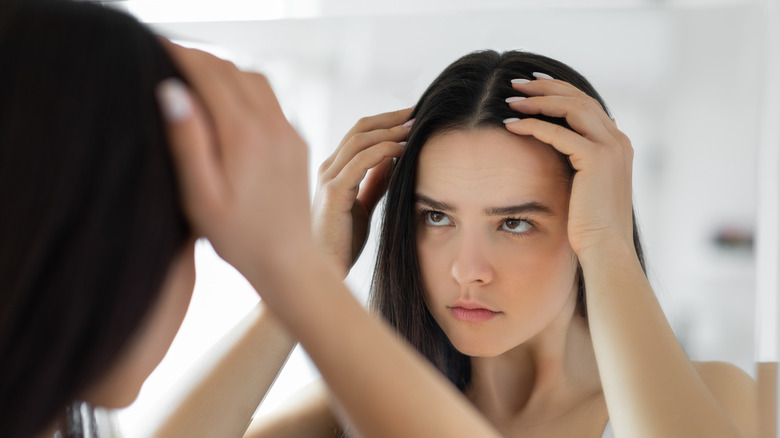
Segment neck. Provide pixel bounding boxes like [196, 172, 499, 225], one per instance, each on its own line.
[466, 301, 601, 424]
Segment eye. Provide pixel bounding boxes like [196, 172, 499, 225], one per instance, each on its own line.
[501, 218, 532, 233]
[425, 211, 452, 227]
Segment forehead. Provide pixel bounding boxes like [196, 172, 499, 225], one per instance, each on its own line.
[416, 128, 569, 206]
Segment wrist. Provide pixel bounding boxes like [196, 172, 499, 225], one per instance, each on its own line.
[577, 239, 640, 273]
[243, 238, 319, 283]
[240, 242, 342, 313]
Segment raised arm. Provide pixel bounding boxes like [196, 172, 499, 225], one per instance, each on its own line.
[136, 302, 295, 438]
[504, 76, 757, 438]
[245, 107, 415, 438]
[312, 108, 412, 277]
[158, 43, 501, 438]
[245, 380, 341, 438]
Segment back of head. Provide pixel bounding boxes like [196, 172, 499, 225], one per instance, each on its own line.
[0, 1, 188, 436]
[370, 50, 643, 391]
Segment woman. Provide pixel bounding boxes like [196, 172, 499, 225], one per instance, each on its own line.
[0, 1, 193, 435]
[304, 50, 757, 437]
[0, 1, 503, 437]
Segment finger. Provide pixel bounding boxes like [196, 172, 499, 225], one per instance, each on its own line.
[162, 41, 251, 134]
[323, 124, 410, 180]
[509, 77, 619, 134]
[507, 95, 612, 141]
[509, 76, 589, 99]
[357, 155, 396, 213]
[322, 107, 414, 172]
[341, 107, 415, 142]
[503, 117, 590, 166]
[156, 78, 228, 233]
[162, 40, 285, 126]
[238, 71, 287, 121]
[330, 141, 404, 202]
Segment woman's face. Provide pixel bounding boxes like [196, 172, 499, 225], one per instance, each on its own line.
[415, 128, 579, 357]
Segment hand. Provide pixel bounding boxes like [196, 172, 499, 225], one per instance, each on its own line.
[503, 77, 635, 258]
[157, 42, 312, 275]
[312, 108, 413, 276]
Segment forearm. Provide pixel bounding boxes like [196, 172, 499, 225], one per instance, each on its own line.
[247, 250, 501, 438]
[149, 303, 296, 438]
[581, 243, 742, 438]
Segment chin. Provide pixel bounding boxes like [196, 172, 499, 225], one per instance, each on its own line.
[83, 355, 154, 410]
[83, 380, 143, 410]
[449, 337, 507, 358]
[113, 382, 144, 409]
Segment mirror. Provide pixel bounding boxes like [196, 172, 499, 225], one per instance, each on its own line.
[108, 1, 776, 435]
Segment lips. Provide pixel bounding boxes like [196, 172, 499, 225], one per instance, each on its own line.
[449, 306, 500, 322]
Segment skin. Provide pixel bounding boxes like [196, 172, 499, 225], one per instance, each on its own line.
[120, 66, 757, 437]
[416, 129, 578, 359]
[153, 43, 502, 438]
[85, 239, 198, 409]
[506, 77, 756, 438]
[142, 302, 296, 438]
[415, 129, 609, 436]
[38, 43, 503, 438]
[45, 44, 755, 437]
[245, 74, 757, 437]
[36, 239, 197, 437]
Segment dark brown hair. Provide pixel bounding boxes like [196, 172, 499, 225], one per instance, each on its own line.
[369, 50, 646, 392]
[0, 1, 189, 436]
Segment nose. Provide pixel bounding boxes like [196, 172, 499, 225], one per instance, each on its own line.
[450, 229, 494, 286]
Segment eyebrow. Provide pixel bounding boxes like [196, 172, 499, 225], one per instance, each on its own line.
[415, 194, 556, 217]
[415, 194, 456, 212]
[485, 203, 555, 217]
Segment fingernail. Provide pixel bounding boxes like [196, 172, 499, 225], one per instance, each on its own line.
[511, 78, 531, 84]
[532, 72, 554, 80]
[403, 118, 415, 128]
[503, 118, 521, 124]
[156, 78, 192, 122]
[505, 96, 527, 103]
[399, 141, 407, 147]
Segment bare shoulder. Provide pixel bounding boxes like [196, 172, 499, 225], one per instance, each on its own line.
[693, 361, 757, 438]
[693, 361, 756, 396]
[245, 379, 342, 438]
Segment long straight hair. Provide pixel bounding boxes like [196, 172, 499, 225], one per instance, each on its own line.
[0, 1, 189, 436]
[369, 50, 646, 392]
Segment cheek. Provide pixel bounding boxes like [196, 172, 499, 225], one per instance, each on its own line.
[121, 241, 197, 405]
[519, 237, 576, 281]
[417, 230, 577, 303]
[416, 234, 450, 304]
[85, 241, 197, 409]
[417, 255, 434, 306]
[143, 241, 197, 372]
[499, 235, 579, 309]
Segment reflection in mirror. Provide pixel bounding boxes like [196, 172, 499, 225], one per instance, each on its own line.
[106, 1, 773, 436]
[756, 1, 780, 437]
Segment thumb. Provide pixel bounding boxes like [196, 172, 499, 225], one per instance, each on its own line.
[156, 78, 227, 234]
